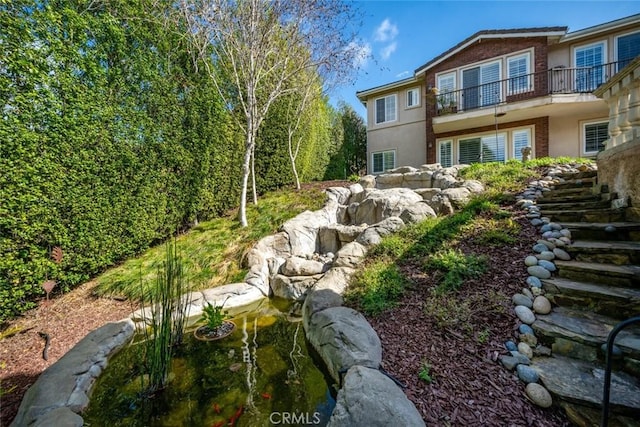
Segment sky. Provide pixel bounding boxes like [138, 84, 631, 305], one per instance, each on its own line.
[330, 0, 640, 120]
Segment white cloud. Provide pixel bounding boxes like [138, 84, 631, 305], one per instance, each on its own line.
[374, 19, 398, 43]
[380, 42, 397, 61]
[347, 41, 372, 69]
[396, 71, 410, 78]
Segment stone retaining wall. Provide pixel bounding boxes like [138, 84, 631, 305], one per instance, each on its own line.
[11, 163, 481, 426]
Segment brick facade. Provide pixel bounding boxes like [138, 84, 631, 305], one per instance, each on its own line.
[425, 37, 550, 163]
[434, 116, 550, 159]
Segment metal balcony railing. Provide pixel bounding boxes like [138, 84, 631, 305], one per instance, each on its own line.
[433, 61, 630, 116]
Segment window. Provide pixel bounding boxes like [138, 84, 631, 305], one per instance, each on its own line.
[436, 72, 456, 111]
[584, 122, 608, 153]
[406, 88, 420, 108]
[575, 42, 605, 92]
[513, 129, 532, 161]
[617, 31, 640, 70]
[459, 134, 505, 164]
[462, 61, 501, 110]
[508, 53, 531, 94]
[438, 140, 452, 167]
[372, 150, 395, 173]
[375, 94, 397, 124]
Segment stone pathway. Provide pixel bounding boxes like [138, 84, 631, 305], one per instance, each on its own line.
[506, 164, 640, 426]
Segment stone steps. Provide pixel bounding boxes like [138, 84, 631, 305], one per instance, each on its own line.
[538, 187, 595, 199]
[531, 356, 640, 421]
[542, 277, 640, 319]
[536, 193, 604, 205]
[532, 307, 640, 366]
[557, 170, 599, 180]
[539, 208, 626, 223]
[552, 177, 597, 190]
[567, 240, 640, 265]
[535, 199, 612, 211]
[559, 222, 640, 242]
[555, 260, 640, 288]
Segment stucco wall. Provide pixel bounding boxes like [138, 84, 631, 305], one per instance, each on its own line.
[548, 111, 609, 158]
[597, 137, 640, 208]
[367, 120, 426, 173]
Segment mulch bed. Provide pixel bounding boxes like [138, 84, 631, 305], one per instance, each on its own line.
[353, 204, 571, 426]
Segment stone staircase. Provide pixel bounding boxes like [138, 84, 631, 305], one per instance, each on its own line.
[529, 168, 640, 426]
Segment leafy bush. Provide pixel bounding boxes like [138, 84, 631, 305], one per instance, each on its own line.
[346, 261, 408, 316]
[424, 249, 487, 294]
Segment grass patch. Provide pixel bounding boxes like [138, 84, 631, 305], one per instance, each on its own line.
[418, 360, 433, 384]
[95, 187, 325, 300]
[345, 260, 408, 316]
[463, 216, 521, 246]
[423, 249, 487, 294]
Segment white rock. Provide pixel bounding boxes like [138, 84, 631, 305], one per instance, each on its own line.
[533, 296, 552, 314]
[525, 383, 553, 408]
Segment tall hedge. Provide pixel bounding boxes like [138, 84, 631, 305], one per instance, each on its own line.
[0, 0, 242, 321]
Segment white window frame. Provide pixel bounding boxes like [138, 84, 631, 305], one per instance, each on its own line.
[512, 128, 532, 161]
[436, 72, 456, 112]
[371, 150, 396, 174]
[582, 120, 608, 155]
[573, 41, 607, 92]
[406, 87, 420, 108]
[461, 59, 502, 107]
[507, 52, 532, 94]
[438, 140, 453, 167]
[457, 132, 507, 164]
[374, 94, 397, 125]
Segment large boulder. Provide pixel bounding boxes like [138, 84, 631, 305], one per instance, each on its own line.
[400, 201, 437, 224]
[355, 217, 405, 247]
[359, 175, 376, 189]
[403, 171, 433, 189]
[375, 173, 404, 189]
[325, 187, 351, 205]
[389, 166, 418, 174]
[333, 241, 368, 268]
[305, 306, 382, 383]
[353, 188, 422, 225]
[443, 187, 472, 209]
[414, 187, 442, 200]
[420, 163, 441, 171]
[280, 208, 335, 256]
[302, 267, 355, 330]
[428, 193, 454, 215]
[271, 274, 322, 300]
[201, 282, 267, 308]
[348, 183, 366, 204]
[328, 366, 425, 427]
[462, 179, 485, 194]
[432, 172, 458, 189]
[280, 256, 327, 276]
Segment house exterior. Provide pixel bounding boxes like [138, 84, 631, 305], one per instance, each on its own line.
[356, 14, 640, 174]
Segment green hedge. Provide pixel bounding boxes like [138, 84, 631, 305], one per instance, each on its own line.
[0, 1, 243, 321]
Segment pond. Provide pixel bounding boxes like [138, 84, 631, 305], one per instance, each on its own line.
[83, 299, 336, 426]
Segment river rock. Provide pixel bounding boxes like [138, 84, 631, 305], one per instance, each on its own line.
[514, 305, 536, 325]
[519, 324, 534, 335]
[537, 260, 556, 272]
[505, 340, 518, 351]
[536, 251, 555, 261]
[527, 266, 551, 279]
[537, 239, 555, 250]
[553, 248, 571, 261]
[532, 243, 548, 254]
[519, 333, 538, 346]
[518, 342, 534, 359]
[532, 296, 552, 314]
[525, 383, 553, 408]
[517, 364, 540, 384]
[328, 366, 425, 427]
[512, 293, 533, 308]
[524, 256, 538, 267]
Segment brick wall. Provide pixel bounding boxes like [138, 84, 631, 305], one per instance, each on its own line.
[434, 116, 550, 159]
[425, 37, 550, 163]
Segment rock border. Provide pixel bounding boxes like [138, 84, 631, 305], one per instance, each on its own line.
[11, 163, 485, 427]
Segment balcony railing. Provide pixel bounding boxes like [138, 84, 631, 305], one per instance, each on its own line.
[433, 61, 628, 116]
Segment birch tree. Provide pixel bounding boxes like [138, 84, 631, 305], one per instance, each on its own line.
[180, 0, 363, 226]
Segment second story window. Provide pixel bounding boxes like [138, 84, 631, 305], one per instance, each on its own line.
[575, 42, 605, 91]
[375, 94, 397, 124]
[406, 88, 420, 108]
[508, 53, 531, 94]
[617, 31, 640, 70]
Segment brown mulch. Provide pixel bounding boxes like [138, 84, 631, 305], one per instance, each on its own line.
[356, 204, 570, 426]
[0, 281, 137, 425]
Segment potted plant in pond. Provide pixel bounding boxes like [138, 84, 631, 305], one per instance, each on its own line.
[194, 301, 235, 341]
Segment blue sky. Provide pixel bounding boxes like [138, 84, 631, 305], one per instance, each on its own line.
[331, 0, 640, 119]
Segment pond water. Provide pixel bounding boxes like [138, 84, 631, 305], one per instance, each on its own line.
[83, 299, 336, 426]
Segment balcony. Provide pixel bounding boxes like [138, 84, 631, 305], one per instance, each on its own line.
[433, 61, 630, 116]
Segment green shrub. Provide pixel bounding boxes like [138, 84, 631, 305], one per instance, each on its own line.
[424, 249, 487, 293]
[346, 261, 408, 316]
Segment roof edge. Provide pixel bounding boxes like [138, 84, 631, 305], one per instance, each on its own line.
[356, 76, 419, 103]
